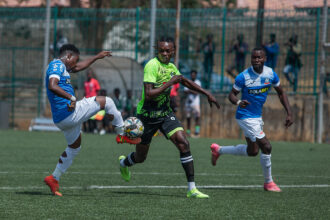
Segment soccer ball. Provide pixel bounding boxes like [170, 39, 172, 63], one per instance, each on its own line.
[124, 117, 144, 138]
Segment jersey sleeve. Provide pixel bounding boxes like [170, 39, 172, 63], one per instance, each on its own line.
[233, 74, 245, 91]
[49, 62, 64, 80]
[143, 61, 158, 83]
[272, 71, 280, 87]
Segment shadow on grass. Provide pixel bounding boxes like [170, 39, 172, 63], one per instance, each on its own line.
[112, 190, 183, 198]
[15, 191, 50, 196]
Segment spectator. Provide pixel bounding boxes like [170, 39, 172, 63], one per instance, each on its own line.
[283, 34, 302, 92]
[124, 90, 134, 119]
[226, 34, 249, 79]
[184, 70, 201, 137]
[50, 30, 68, 58]
[170, 83, 180, 114]
[264, 33, 279, 70]
[202, 34, 215, 89]
[83, 69, 100, 133]
[113, 88, 124, 114]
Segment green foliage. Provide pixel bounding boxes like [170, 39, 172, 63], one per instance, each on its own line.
[0, 130, 330, 219]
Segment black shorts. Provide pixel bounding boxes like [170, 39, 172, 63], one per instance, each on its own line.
[137, 112, 184, 145]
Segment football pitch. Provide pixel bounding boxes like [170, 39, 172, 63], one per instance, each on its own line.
[0, 130, 329, 219]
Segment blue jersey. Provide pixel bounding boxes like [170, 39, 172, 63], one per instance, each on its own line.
[233, 66, 280, 119]
[46, 59, 75, 123]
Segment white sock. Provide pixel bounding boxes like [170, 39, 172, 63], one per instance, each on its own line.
[52, 167, 62, 181]
[52, 146, 81, 181]
[188, 182, 196, 191]
[219, 144, 248, 156]
[105, 97, 124, 128]
[260, 153, 273, 183]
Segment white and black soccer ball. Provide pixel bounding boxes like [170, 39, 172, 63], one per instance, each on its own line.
[124, 117, 144, 138]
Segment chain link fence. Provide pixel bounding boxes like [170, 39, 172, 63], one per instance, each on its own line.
[0, 7, 328, 128]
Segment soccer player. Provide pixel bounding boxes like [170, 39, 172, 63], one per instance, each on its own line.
[184, 70, 201, 137]
[211, 47, 293, 192]
[44, 44, 140, 196]
[117, 36, 220, 199]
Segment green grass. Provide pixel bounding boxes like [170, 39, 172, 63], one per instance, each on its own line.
[0, 130, 329, 219]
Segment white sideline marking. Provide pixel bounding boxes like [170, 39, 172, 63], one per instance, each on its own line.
[0, 171, 330, 179]
[0, 184, 330, 190]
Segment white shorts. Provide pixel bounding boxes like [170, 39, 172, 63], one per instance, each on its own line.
[55, 97, 118, 145]
[236, 117, 265, 142]
[185, 104, 200, 118]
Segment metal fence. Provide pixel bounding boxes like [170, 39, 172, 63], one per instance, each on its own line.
[0, 7, 328, 128]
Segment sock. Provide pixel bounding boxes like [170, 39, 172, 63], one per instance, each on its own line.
[52, 167, 62, 181]
[122, 152, 136, 167]
[52, 146, 81, 181]
[260, 153, 273, 183]
[180, 151, 194, 183]
[114, 126, 124, 135]
[105, 97, 124, 129]
[188, 182, 196, 191]
[219, 144, 248, 156]
[195, 125, 200, 135]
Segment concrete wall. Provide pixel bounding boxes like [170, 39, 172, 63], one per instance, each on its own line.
[178, 94, 330, 143]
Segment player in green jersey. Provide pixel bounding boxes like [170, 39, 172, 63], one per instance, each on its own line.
[117, 36, 220, 198]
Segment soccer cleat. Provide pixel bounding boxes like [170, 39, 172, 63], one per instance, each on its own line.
[210, 143, 221, 166]
[187, 188, 209, 199]
[116, 135, 141, 145]
[44, 175, 63, 196]
[264, 181, 282, 192]
[118, 155, 131, 182]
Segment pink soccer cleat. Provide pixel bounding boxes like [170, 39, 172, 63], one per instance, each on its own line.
[264, 181, 282, 192]
[210, 143, 221, 166]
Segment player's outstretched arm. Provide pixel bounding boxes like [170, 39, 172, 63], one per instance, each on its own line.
[181, 77, 220, 109]
[274, 85, 293, 128]
[144, 75, 183, 100]
[72, 51, 112, 73]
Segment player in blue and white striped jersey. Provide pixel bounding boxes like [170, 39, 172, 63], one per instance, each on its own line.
[211, 47, 293, 192]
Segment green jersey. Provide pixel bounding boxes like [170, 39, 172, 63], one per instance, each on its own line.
[137, 57, 181, 118]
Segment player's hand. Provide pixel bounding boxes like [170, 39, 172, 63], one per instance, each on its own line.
[67, 101, 76, 112]
[97, 51, 112, 59]
[169, 75, 183, 85]
[238, 100, 250, 108]
[285, 114, 293, 128]
[207, 94, 220, 109]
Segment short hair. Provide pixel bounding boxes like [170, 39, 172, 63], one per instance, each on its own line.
[156, 36, 176, 49]
[191, 70, 197, 74]
[59, 44, 80, 56]
[114, 88, 120, 93]
[252, 47, 266, 55]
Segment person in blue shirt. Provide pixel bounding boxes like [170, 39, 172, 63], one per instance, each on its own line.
[263, 33, 279, 70]
[210, 47, 293, 192]
[44, 44, 140, 196]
